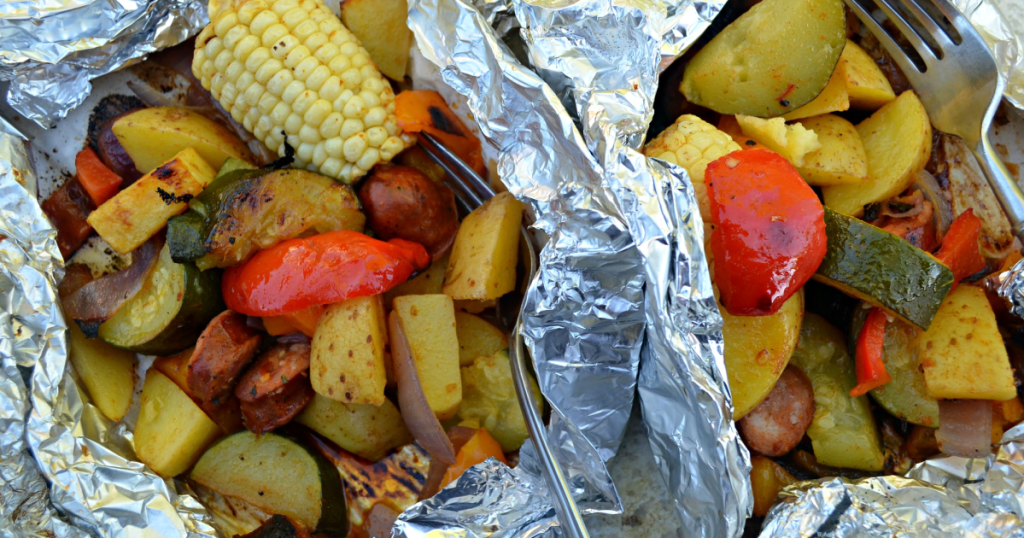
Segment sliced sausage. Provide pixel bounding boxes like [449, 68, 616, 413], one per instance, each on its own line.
[235, 342, 312, 403]
[187, 310, 262, 406]
[238, 515, 312, 538]
[238, 373, 315, 434]
[738, 365, 815, 457]
[358, 164, 459, 259]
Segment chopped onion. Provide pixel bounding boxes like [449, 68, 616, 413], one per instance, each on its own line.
[936, 399, 993, 458]
[912, 169, 953, 242]
[61, 236, 162, 323]
[389, 310, 455, 466]
[879, 190, 925, 219]
[127, 80, 183, 108]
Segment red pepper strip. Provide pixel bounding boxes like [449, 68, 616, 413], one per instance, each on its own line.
[935, 209, 986, 288]
[706, 149, 827, 316]
[223, 231, 430, 317]
[75, 148, 123, 207]
[851, 307, 891, 397]
[394, 90, 486, 177]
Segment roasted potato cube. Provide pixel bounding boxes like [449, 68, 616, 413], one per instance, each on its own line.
[311, 295, 388, 405]
[68, 323, 136, 422]
[455, 311, 508, 366]
[458, 351, 543, 452]
[392, 295, 462, 420]
[840, 40, 896, 110]
[822, 91, 932, 217]
[296, 394, 411, 461]
[795, 114, 868, 186]
[113, 107, 252, 174]
[135, 370, 222, 477]
[87, 148, 216, 253]
[443, 192, 523, 300]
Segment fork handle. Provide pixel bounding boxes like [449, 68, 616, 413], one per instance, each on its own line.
[973, 133, 1024, 246]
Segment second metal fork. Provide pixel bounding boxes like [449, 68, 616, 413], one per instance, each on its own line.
[846, 0, 1024, 242]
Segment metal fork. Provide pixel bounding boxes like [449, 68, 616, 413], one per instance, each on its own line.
[845, 0, 1024, 242]
[418, 132, 592, 538]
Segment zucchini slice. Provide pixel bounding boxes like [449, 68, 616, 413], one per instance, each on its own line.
[190, 431, 348, 535]
[98, 242, 224, 355]
[813, 208, 953, 329]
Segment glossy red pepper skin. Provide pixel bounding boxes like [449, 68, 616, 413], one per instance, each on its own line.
[706, 149, 827, 316]
[851, 307, 891, 397]
[935, 209, 985, 288]
[222, 231, 430, 316]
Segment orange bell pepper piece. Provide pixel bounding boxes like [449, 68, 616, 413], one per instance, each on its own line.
[851, 307, 891, 397]
[75, 148, 123, 206]
[935, 209, 986, 288]
[395, 90, 486, 176]
[439, 428, 507, 489]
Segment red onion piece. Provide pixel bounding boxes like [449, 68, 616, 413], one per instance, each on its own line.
[61, 236, 163, 323]
[880, 190, 926, 219]
[936, 399, 993, 458]
[127, 80, 183, 108]
[275, 332, 311, 344]
[388, 310, 455, 466]
[913, 169, 953, 242]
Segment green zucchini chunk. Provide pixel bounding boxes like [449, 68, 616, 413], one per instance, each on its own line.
[191, 431, 348, 535]
[849, 304, 939, 428]
[813, 207, 953, 329]
[789, 313, 885, 472]
[98, 242, 223, 355]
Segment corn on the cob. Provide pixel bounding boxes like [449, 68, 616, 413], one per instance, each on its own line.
[193, 0, 414, 184]
[643, 114, 741, 221]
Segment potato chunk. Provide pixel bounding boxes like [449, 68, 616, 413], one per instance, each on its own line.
[339, 0, 411, 81]
[840, 40, 896, 110]
[296, 394, 411, 461]
[822, 91, 932, 217]
[781, 63, 850, 121]
[795, 114, 868, 186]
[310, 295, 388, 405]
[455, 311, 508, 366]
[458, 351, 542, 451]
[443, 192, 523, 300]
[392, 295, 462, 419]
[69, 323, 136, 421]
[917, 285, 1016, 401]
[136, 370, 222, 477]
[113, 107, 252, 174]
[88, 148, 216, 253]
[384, 254, 448, 305]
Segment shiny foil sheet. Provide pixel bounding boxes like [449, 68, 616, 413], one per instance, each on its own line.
[0, 0, 207, 127]
[951, 0, 1024, 110]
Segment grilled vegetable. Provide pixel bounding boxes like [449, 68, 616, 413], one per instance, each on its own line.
[457, 351, 542, 452]
[793, 114, 868, 186]
[455, 311, 508, 366]
[75, 148, 123, 206]
[192, 0, 413, 184]
[443, 192, 524, 301]
[724, 290, 804, 420]
[680, 0, 846, 117]
[917, 285, 1016, 401]
[296, 394, 411, 461]
[934, 209, 986, 287]
[190, 431, 348, 534]
[339, 0, 411, 81]
[439, 427, 507, 489]
[41, 177, 95, 258]
[167, 167, 365, 270]
[851, 307, 890, 397]
[112, 107, 254, 174]
[822, 91, 933, 217]
[394, 91, 485, 176]
[839, 39, 896, 110]
[750, 456, 797, 517]
[788, 314, 885, 471]
[780, 63, 850, 121]
[136, 370, 223, 477]
[88, 148, 217, 254]
[68, 323, 136, 422]
[392, 294, 462, 420]
[222, 231, 429, 316]
[813, 208, 953, 329]
[97, 243, 224, 355]
[706, 149, 826, 316]
[310, 295, 388, 405]
[642, 114, 741, 220]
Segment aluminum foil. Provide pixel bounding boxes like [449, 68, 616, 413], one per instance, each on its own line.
[951, 0, 1024, 111]
[0, 0, 208, 128]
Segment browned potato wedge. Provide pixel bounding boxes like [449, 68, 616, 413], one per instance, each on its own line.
[795, 114, 868, 186]
[840, 39, 897, 110]
[443, 192, 523, 301]
[391, 295, 462, 420]
[310, 295, 388, 405]
[113, 107, 253, 174]
[781, 63, 850, 121]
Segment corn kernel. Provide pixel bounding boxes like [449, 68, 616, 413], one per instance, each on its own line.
[312, 142, 329, 167]
[214, 12, 239, 38]
[356, 148, 379, 171]
[343, 133, 368, 161]
[304, 65, 330, 91]
[296, 142, 314, 162]
[340, 118, 364, 138]
[363, 106, 386, 127]
[319, 112, 343, 138]
[262, 24, 290, 47]
[321, 158, 342, 178]
[366, 126, 388, 147]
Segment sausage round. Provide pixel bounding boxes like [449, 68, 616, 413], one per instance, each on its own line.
[737, 365, 815, 457]
[358, 164, 459, 259]
[235, 342, 312, 403]
[187, 310, 262, 406]
[238, 373, 315, 434]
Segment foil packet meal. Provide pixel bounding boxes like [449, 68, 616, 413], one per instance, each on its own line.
[1, 0, 1024, 538]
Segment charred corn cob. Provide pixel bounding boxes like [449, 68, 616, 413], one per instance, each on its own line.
[193, 0, 414, 183]
[643, 114, 740, 220]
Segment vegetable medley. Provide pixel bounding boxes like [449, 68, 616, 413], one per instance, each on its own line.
[648, 0, 1023, 525]
[47, 0, 542, 535]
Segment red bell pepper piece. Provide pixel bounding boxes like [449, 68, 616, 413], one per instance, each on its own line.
[223, 231, 430, 317]
[75, 148, 123, 207]
[706, 149, 827, 316]
[935, 209, 985, 288]
[395, 90, 486, 177]
[851, 307, 891, 397]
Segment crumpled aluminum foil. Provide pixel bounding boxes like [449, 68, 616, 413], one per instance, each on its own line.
[952, 0, 1024, 111]
[0, 0, 207, 128]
